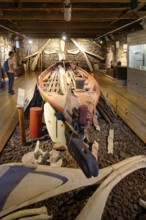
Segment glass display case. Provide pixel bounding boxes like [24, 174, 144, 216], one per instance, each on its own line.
[128, 44, 146, 70]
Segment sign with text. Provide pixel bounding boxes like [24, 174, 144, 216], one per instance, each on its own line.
[16, 88, 25, 108]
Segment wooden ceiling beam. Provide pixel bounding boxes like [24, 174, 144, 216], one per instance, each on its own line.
[0, 0, 144, 39]
[0, 0, 145, 3]
[0, 30, 95, 38]
[0, 0, 135, 3]
[26, 34, 97, 38]
[0, 11, 138, 20]
[18, 29, 112, 34]
[111, 2, 146, 24]
[6, 22, 117, 29]
[22, 29, 112, 34]
[0, 7, 130, 12]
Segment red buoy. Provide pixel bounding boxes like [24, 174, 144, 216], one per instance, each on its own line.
[29, 107, 43, 138]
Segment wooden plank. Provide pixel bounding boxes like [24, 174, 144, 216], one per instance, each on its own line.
[107, 89, 146, 142]
[0, 11, 137, 21]
[127, 68, 146, 94]
[31, 39, 51, 71]
[94, 72, 146, 144]
[2, 8, 130, 12]
[0, 0, 134, 3]
[71, 38, 93, 71]
[18, 107, 26, 146]
[0, 72, 38, 152]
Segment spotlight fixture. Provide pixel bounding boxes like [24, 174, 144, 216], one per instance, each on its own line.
[62, 33, 67, 40]
[99, 40, 103, 44]
[63, 0, 72, 22]
[97, 39, 103, 44]
[28, 40, 32, 44]
[62, 35, 66, 41]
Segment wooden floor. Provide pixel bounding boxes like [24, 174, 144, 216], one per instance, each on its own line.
[0, 72, 38, 152]
[94, 71, 146, 144]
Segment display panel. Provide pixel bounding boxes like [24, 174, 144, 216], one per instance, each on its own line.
[129, 44, 146, 70]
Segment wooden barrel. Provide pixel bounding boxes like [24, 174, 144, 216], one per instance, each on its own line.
[29, 107, 43, 138]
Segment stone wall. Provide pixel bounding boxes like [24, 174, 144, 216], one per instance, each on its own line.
[22, 38, 104, 72]
[0, 35, 14, 66]
[104, 32, 127, 67]
[0, 34, 25, 68]
[0, 33, 128, 73]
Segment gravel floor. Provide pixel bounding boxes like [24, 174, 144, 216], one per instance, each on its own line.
[0, 98, 146, 220]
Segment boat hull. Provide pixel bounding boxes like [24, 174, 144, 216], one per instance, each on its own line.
[38, 61, 100, 178]
[37, 60, 100, 123]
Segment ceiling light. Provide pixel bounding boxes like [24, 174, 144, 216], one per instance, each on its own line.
[62, 33, 67, 40]
[96, 39, 103, 44]
[62, 35, 66, 40]
[28, 40, 32, 44]
[63, 0, 72, 22]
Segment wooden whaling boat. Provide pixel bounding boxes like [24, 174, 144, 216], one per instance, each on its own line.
[37, 60, 100, 178]
[38, 60, 100, 121]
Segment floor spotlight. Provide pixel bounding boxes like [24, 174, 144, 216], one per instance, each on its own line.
[62, 33, 67, 40]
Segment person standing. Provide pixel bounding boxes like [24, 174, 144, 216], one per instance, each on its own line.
[7, 51, 16, 95]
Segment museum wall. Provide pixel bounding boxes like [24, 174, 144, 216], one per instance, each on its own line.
[103, 32, 127, 68]
[0, 33, 127, 73]
[0, 34, 24, 68]
[0, 35, 14, 68]
[22, 38, 105, 71]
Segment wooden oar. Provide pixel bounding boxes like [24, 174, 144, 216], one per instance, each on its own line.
[67, 69, 76, 89]
[44, 50, 56, 55]
[31, 39, 51, 71]
[23, 51, 38, 60]
[58, 65, 67, 95]
[84, 49, 104, 61]
[44, 102, 66, 145]
[67, 49, 80, 55]
[71, 38, 93, 72]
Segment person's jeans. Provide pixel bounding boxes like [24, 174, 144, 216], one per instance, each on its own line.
[7, 72, 14, 93]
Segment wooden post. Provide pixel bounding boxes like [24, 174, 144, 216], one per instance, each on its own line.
[29, 56, 31, 72]
[28, 48, 31, 72]
[27, 48, 30, 72]
[18, 107, 26, 145]
[41, 52, 42, 72]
